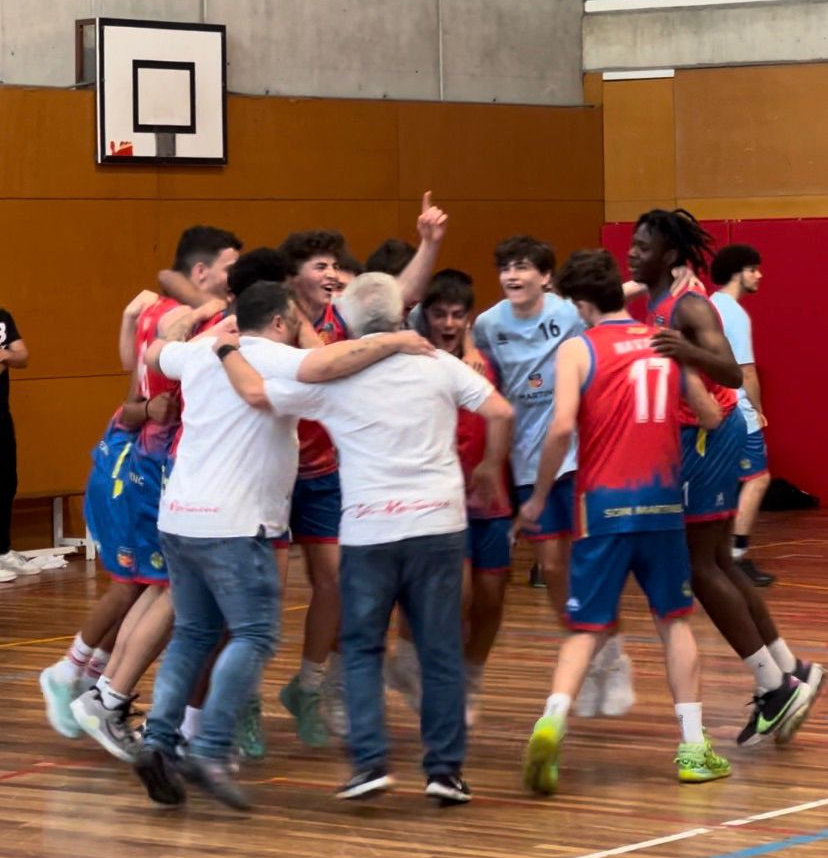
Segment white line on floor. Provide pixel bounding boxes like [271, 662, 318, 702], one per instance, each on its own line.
[722, 797, 828, 827]
[537, 828, 711, 856]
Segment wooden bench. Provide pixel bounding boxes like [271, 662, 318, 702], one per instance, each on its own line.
[16, 489, 96, 561]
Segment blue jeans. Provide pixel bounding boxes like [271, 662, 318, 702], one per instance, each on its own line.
[143, 533, 280, 760]
[340, 530, 466, 776]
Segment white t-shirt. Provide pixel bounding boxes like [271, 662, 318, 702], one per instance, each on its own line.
[157, 336, 308, 538]
[265, 348, 494, 546]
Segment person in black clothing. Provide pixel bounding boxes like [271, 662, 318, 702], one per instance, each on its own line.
[0, 307, 29, 581]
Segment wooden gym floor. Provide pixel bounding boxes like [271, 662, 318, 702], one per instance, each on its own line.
[1, 511, 826, 858]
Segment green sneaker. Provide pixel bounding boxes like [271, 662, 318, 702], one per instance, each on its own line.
[523, 714, 565, 795]
[39, 665, 82, 739]
[675, 736, 732, 783]
[279, 674, 329, 748]
[235, 693, 266, 760]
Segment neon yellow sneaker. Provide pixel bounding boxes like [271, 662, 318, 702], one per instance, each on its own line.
[675, 735, 731, 783]
[523, 714, 565, 795]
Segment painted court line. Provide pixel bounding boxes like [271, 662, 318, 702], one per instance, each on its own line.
[722, 798, 828, 827]
[557, 797, 828, 858]
[706, 828, 828, 858]
[557, 828, 711, 857]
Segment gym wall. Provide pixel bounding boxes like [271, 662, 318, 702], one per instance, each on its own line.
[592, 63, 828, 501]
[5, 87, 603, 547]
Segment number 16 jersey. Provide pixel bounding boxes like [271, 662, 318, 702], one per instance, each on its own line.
[575, 320, 684, 539]
[473, 293, 584, 486]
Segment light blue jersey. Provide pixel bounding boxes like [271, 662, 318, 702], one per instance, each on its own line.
[710, 291, 760, 434]
[474, 293, 584, 485]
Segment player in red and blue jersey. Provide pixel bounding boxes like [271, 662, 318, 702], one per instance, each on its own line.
[516, 249, 732, 790]
[65, 227, 241, 763]
[275, 195, 449, 746]
[627, 209, 818, 747]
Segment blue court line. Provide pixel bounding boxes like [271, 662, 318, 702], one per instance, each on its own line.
[706, 829, 828, 858]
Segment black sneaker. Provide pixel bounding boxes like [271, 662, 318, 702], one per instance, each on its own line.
[737, 675, 811, 746]
[735, 558, 776, 587]
[529, 563, 546, 588]
[178, 754, 252, 811]
[425, 772, 471, 805]
[336, 767, 393, 800]
[134, 746, 187, 806]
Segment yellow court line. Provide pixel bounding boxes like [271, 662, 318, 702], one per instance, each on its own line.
[0, 605, 310, 650]
[776, 581, 828, 593]
[0, 634, 74, 650]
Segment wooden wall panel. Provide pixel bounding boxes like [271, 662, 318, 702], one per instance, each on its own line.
[11, 375, 130, 495]
[0, 89, 158, 200]
[158, 97, 399, 202]
[676, 64, 828, 201]
[156, 200, 402, 267]
[0, 200, 162, 379]
[397, 102, 603, 202]
[399, 200, 605, 311]
[603, 78, 676, 212]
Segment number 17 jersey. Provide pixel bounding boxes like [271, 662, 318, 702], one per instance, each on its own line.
[575, 320, 684, 539]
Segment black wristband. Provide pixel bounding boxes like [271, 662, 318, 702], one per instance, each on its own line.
[216, 344, 239, 361]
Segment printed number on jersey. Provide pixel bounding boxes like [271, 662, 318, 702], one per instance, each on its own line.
[538, 319, 561, 340]
[629, 357, 670, 423]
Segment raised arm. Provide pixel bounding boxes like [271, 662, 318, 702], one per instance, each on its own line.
[652, 296, 743, 389]
[157, 298, 228, 342]
[119, 290, 158, 371]
[158, 269, 211, 308]
[396, 191, 448, 308]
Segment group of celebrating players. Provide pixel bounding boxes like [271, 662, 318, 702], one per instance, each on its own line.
[35, 195, 823, 810]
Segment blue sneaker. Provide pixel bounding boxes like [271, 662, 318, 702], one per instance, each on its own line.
[39, 665, 82, 739]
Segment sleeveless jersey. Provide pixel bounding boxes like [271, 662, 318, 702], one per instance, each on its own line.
[296, 302, 348, 479]
[134, 297, 182, 458]
[473, 293, 584, 485]
[646, 281, 737, 426]
[575, 320, 684, 539]
[456, 352, 511, 519]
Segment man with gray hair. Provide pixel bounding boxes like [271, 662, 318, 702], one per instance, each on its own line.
[216, 272, 513, 805]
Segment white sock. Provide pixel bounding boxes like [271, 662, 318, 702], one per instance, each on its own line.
[732, 546, 747, 560]
[675, 702, 704, 744]
[95, 674, 111, 692]
[85, 648, 111, 681]
[465, 661, 484, 694]
[744, 647, 784, 693]
[594, 634, 622, 670]
[396, 636, 418, 668]
[543, 692, 572, 720]
[101, 686, 129, 711]
[299, 658, 326, 693]
[54, 633, 93, 683]
[180, 706, 202, 742]
[768, 638, 797, 674]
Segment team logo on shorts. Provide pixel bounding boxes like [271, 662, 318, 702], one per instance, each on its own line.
[565, 597, 581, 613]
[715, 492, 725, 508]
[682, 581, 692, 598]
[740, 457, 751, 471]
[150, 552, 166, 570]
[116, 547, 135, 569]
[528, 372, 543, 389]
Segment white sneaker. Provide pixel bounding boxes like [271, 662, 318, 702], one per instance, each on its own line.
[600, 654, 636, 717]
[574, 666, 602, 718]
[0, 567, 16, 583]
[0, 550, 39, 575]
